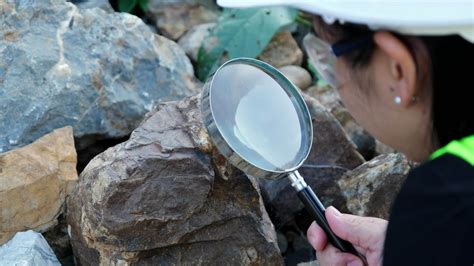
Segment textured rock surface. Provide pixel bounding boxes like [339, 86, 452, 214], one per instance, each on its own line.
[178, 23, 215, 62]
[338, 153, 411, 219]
[278, 65, 312, 90]
[258, 31, 303, 67]
[148, 0, 219, 40]
[307, 84, 377, 159]
[259, 95, 365, 226]
[67, 95, 283, 265]
[69, 0, 113, 12]
[0, 230, 61, 265]
[0, 0, 199, 153]
[0, 127, 77, 245]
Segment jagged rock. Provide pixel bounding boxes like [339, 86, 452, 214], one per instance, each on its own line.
[178, 22, 216, 62]
[0, 127, 77, 245]
[258, 95, 365, 226]
[258, 31, 303, 67]
[307, 84, 377, 159]
[0, 0, 199, 153]
[338, 153, 411, 219]
[67, 95, 283, 265]
[278, 65, 312, 90]
[148, 0, 219, 40]
[0, 230, 61, 265]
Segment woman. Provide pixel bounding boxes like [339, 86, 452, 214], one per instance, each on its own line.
[218, 1, 474, 265]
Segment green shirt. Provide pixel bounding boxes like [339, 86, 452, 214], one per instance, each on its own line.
[430, 134, 474, 166]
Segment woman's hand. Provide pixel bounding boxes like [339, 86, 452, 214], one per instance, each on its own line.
[307, 206, 388, 266]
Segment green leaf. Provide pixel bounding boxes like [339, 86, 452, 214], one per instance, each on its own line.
[118, 0, 138, 13]
[138, 0, 149, 12]
[197, 7, 298, 81]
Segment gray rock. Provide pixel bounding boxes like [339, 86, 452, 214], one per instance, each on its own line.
[68, 0, 113, 12]
[148, 0, 219, 40]
[278, 65, 312, 90]
[0, 0, 199, 153]
[67, 95, 283, 265]
[258, 31, 303, 67]
[259, 95, 365, 226]
[338, 153, 411, 219]
[307, 84, 376, 159]
[0, 230, 60, 266]
[178, 22, 216, 62]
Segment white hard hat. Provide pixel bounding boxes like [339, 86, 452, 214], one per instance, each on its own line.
[217, 0, 474, 43]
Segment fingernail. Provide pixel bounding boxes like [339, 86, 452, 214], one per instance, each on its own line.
[347, 260, 363, 266]
[328, 206, 342, 216]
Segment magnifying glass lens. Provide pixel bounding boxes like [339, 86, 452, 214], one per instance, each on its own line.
[211, 63, 306, 171]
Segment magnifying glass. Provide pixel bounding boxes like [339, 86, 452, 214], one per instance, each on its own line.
[201, 57, 360, 257]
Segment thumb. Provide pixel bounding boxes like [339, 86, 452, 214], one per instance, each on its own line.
[325, 206, 387, 249]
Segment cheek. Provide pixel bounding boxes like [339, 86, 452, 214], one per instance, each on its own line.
[335, 66, 368, 122]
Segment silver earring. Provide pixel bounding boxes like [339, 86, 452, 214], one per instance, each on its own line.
[394, 96, 401, 105]
[411, 96, 417, 102]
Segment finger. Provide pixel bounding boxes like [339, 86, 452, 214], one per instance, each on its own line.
[325, 206, 388, 248]
[317, 243, 364, 266]
[307, 221, 328, 251]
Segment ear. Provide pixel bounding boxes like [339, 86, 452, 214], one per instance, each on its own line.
[373, 32, 417, 107]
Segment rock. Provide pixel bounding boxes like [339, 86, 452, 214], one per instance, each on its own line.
[338, 153, 411, 219]
[258, 95, 365, 226]
[0, 230, 61, 265]
[307, 84, 376, 159]
[278, 65, 312, 90]
[148, 0, 219, 40]
[67, 95, 283, 265]
[69, 0, 113, 12]
[0, 0, 199, 153]
[178, 22, 216, 62]
[0, 127, 77, 245]
[258, 31, 303, 67]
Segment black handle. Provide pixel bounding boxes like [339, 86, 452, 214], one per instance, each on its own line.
[298, 186, 359, 256]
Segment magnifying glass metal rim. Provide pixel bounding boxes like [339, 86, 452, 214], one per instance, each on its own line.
[201, 57, 314, 180]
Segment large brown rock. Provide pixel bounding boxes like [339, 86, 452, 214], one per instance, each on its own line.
[0, 127, 77, 245]
[67, 95, 282, 265]
[338, 153, 411, 219]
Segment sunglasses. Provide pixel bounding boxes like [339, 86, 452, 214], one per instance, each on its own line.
[303, 33, 373, 88]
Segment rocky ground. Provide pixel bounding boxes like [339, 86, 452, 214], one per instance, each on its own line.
[0, 0, 410, 265]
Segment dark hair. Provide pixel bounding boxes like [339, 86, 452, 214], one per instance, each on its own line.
[312, 16, 474, 148]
